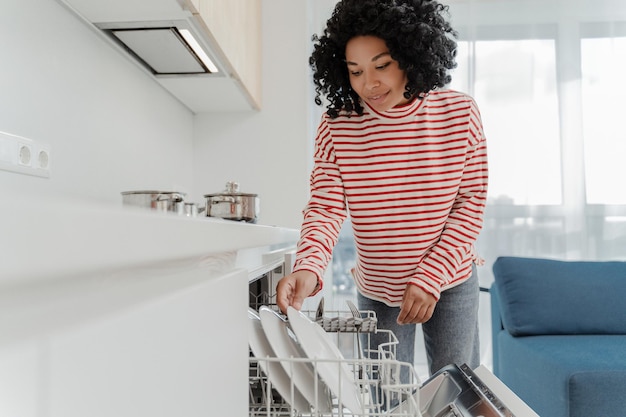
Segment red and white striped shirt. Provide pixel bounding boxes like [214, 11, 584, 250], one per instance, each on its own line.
[293, 89, 488, 306]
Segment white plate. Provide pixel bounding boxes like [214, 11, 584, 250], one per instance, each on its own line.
[258, 306, 333, 413]
[287, 306, 363, 414]
[247, 309, 310, 412]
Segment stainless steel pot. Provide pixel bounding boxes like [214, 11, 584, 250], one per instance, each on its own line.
[204, 181, 259, 223]
[121, 190, 186, 215]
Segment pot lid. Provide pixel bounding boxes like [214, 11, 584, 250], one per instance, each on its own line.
[204, 192, 257, 197]
[121, 190, 186, 196]
[204, 181, 257, 197]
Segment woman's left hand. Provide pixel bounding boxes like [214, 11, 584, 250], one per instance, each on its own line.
[397, 284, 437, 324]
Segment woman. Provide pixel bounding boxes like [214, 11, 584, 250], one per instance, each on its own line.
[277, 0, 488, 376]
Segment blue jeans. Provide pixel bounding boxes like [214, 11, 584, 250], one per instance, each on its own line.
[357, 266, 480, 379]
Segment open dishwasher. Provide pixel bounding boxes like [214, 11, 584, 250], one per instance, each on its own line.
[247, 271, 538, 417]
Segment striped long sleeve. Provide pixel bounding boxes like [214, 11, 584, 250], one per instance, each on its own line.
[293, 90, 488, 306]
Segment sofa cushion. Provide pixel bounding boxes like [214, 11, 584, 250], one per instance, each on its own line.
[492, 256, 626, 336]
[496, 333, 626, 417]
[569, 371, 626, 417]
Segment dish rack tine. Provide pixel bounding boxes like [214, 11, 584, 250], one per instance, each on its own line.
[316, 297, 324, 321]
[346, 300, 365, 382]
[346, 300, 361, 322]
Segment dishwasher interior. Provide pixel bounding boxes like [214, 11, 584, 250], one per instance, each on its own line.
[247, 269, 537, 417]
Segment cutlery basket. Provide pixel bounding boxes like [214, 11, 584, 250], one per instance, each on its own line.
[249, 292, 378, 334]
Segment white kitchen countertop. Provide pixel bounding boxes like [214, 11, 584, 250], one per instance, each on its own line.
[0, 193, 300, 285]
[0, 193, 300, 346]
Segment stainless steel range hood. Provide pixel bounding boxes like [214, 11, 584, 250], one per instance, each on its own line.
[56, 0, 258, 112]
[101, 24, 219, 75]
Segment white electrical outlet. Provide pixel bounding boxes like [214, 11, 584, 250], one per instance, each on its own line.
[0, 131, 51, 178]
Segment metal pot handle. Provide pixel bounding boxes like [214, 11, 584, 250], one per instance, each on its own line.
[156, 193, 185, 202]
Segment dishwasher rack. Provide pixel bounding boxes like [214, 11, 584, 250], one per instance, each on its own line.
[248, 306, 422, 417]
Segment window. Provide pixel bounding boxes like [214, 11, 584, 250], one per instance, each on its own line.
[581, 33, 626, 205]
[453, 37, 562, 205]
[446, 1, 626, 270]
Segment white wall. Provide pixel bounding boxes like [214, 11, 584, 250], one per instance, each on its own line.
[0, 0, 315, 228]
[192, 0, 313, 229]
[0, 0, 195, 205]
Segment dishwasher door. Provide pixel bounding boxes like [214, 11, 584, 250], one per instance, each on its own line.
[419, 364, 540, 417]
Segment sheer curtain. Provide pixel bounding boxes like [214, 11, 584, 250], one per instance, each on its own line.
[438, 0, 626, 371]
[447, 0, 626, 288]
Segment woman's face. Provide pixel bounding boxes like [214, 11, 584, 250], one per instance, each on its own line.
[345, 35, 410, 112]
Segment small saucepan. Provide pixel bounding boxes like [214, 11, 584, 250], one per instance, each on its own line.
[204, 181, 259, 223]
[121, 190, 186, 215]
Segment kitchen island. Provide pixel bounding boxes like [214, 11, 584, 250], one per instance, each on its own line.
[0, 194, 300, 417]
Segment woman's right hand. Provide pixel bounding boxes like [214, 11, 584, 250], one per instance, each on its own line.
[276, 270, 318, 314]
[397, 283, 437, 324]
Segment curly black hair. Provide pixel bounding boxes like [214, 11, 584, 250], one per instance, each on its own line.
[310, 0, 457, 118]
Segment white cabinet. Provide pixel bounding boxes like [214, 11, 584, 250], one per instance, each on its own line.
[48, 268, 249, 417]
[0, 266, 249, 417]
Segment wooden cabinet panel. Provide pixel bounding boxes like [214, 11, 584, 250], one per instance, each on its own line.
[193, 0, 262, 109]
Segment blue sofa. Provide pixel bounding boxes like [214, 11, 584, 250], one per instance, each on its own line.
[491, 256, 626, 417]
